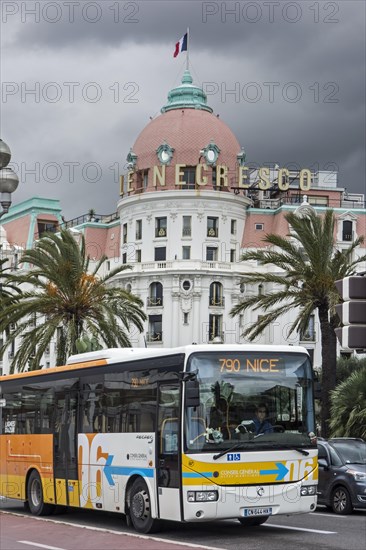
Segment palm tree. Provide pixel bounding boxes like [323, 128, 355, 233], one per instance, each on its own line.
[329, 367, 366, 439]
[230, 209, 366, 438]
[0, 257, 21, 302]
[0, 229, 146, 373]
[0, 257, 21, 362]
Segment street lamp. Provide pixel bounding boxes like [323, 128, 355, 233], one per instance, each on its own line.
[0, 139, 19, 219]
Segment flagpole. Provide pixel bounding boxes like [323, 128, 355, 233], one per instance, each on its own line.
[186, 27, 190, 71]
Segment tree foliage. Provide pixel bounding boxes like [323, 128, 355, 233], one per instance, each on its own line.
[0, 230, 146, 372]
[336, 356, 366, 385]
[330, 367, 366, 439]
[230, 209, 366, 437]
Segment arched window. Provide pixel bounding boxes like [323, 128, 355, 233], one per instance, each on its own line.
[258, 283, 264, 295]
[209, 282, 224, 307]
[148, 282, 163, 307]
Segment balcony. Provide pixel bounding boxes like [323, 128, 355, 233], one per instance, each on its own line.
[155, 227, 167, 238]
[342, 233, 353, 242]
[209, 297, 225, 307]
[208, 332, 225, 343]
[128, 259, 233, 272]
[300, 332, 315, 342]
[147, 297, 164, 307]
[146, 332, 163, 342]
[182, 228, 191, 237]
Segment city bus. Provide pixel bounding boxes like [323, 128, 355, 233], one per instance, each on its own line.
[0, 345, 318, 533]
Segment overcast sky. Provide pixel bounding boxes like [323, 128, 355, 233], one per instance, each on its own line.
[1, 0, 365, 219]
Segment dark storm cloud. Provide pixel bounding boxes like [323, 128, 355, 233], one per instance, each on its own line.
[2, 0, 365, 218]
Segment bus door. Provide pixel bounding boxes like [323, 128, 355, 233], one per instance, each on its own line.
[157, 383, 182, 521]
[53, 386, 79, 507]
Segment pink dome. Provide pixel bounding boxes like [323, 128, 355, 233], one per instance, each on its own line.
[133, 108, 241, 170]
[125, 71, 243, 194]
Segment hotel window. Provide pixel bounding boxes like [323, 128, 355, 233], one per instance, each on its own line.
[147, 315, 162, 342]
[182, 216, 191, 237]
[148, 282, 163, 307]
[154, 247, 166, 261]
[255, 223, 264, 231]
[136, 219, 142, 240]
[37, 221, 58, 238]
[342, 220, 353, 241]
[209, 314, 223, 342]
[212, 167, 217, 189]
[231, 219, 237, 235]
[209, 282, 224, 307]
[155, 217, 167, 237]
[123, 223, 128, 244]
[183, 313, 189, 325]
[230, 249, 236, 262]
[182, 246, 191, 260]
[206, 247, 218, 261]
[207, 217, 218, 237]
[300, 315, 315, 342]
[182, 166, 196, 189]
[135, 249, 141, 263]
[136, 169, 149, 190]
[143, 169, 149, 189]
[122, 253, 127, 264]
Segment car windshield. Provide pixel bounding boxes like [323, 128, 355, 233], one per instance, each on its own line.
[331, 440, 366, 464]
[184, 351, 315, 453]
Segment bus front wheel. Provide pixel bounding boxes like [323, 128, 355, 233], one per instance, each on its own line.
[27, 470, 53, 516]
[238, 515, 269, 526]
[128, 478, 160, 534]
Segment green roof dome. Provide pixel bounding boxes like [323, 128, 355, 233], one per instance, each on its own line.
[161, 70, 213, 114]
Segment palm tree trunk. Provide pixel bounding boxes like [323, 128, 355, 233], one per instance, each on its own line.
[318, 305, 337, 438]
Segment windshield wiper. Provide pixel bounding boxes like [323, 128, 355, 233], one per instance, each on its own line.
[267, 443, 309, 456]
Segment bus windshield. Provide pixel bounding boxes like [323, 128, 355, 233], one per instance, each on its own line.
[184, 351, 315, 453]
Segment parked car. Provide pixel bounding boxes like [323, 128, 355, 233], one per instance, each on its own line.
[317, 438, 366, 514]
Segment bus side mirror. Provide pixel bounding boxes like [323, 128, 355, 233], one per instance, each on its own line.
[185, 379, 200, 408]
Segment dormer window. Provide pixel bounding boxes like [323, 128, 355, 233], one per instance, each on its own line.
[156, 142, 174, 165]
[200, 141, 221, 166]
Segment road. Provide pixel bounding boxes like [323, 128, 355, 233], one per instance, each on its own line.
[1, 499, 365, 550]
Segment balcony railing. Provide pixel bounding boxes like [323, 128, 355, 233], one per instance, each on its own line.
[146, 332, 163, 342]
[209, 297, 225, 307]
[128, 260, 233, 272]
[208, 332, 225, 343]
[300, 332, 315, 342]
[155, 228, 167, 238]
[182, 228, 191, 236]
[342, 233, 353, 242]
[207, 228, 218, 237]
[147, 297, 163, 307]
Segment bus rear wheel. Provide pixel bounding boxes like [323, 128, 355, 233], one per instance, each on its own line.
[128, 478, 160, 534]
[238, 515, 269, 526]
[27, 470, 53, 516]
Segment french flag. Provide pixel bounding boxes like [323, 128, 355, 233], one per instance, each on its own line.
[173, 32, 188, 58]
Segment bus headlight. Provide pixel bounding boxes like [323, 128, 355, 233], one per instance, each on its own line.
[300, 485, 317, 496]
[187, 490, 218, 502]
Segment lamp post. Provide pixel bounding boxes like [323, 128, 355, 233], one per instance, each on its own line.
[0, 139, 19, 219]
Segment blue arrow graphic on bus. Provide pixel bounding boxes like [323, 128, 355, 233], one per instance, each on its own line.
[103, 455, 154, 486]
[259, 462, 289, 481]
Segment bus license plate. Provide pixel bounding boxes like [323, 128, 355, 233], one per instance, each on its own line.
[243, 507, 272, 517]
